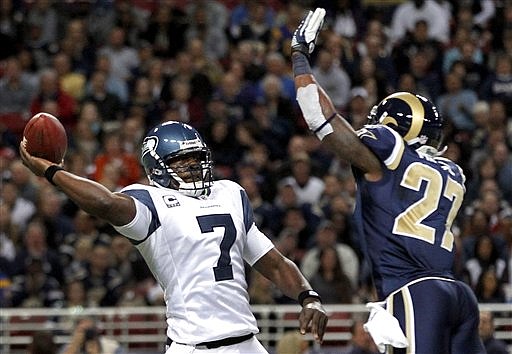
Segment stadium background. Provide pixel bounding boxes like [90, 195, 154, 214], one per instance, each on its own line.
[0, 0, 511, 353]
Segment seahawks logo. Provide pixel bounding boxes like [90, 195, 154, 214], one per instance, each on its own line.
[142, 136, 158, 158]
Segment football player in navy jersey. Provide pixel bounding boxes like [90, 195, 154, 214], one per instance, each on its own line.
[291, 8, 485, 354]
[19, 120, 327, 353]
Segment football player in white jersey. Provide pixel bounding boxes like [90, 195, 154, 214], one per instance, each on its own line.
[20, 121, 328, 353]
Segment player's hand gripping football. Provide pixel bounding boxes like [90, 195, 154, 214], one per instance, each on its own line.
[19, 140, 60, 177]
[291, 7, 326, 56]
[299, 298, 328, 343]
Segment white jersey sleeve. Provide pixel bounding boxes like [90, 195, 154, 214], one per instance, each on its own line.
[244, 224, 274, 266]
[114, 195, 152, 241]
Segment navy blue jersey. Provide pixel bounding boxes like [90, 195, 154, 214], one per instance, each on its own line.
[353, 125, 466, 299]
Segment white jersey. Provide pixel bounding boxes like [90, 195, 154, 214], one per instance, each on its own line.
[113, 180, 274, 344]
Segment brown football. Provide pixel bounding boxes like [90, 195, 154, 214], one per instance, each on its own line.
[23, 112, 67, 163]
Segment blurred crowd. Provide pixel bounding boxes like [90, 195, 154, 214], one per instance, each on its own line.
[0, 0, 511, 312]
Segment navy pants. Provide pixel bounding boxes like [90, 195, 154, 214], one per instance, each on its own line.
[387, 277, 485, 354]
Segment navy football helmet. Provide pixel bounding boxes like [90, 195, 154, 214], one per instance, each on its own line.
[141, 121, 213, 196]
[368, 92, 443, 149]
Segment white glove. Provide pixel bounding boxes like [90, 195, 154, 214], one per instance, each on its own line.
[291, 8, 326, 55]
[363, 302, 408, 353]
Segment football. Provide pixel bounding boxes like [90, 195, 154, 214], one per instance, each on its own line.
[23, 112, 67, 164]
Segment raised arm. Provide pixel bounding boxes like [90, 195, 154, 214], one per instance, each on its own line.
[291, 8, 382, 181]
[20, 143, 136, 226]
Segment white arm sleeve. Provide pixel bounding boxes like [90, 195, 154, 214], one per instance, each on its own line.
[113, 197, 152, 241]
[296, 83, 333, 140]
[243, 223, 275, 266]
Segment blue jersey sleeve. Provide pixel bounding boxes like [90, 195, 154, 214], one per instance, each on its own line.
[356, 125, 406, 170]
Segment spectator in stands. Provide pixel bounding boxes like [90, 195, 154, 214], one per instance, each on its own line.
[461, 209, 500, 264]
[29, 330, 57, 354]
[351, 56, 386, 104]
[329, 0, 361, 40]
[10, 257, 64, 308]
[269, 1, 306, 57]
[70, 102, 102, 164]
[318, 174, 345, 215]
[450, 42, 489, 93]
[60, 318, 125, 354]
[301, 220, 359, 290]
[237, 175, 276, 237]
[184, 1, 228, 61]
[33, 185, 75, 250]
[70, 242, 123, 307]
[63, 279, 86, 309]
[263, 51, 295, 100]
[0, 56, 36, 117]
[466, 156, 499, 204]
[312, 49, 351, 111]
[275, 331, 310, 354]
[392, 19, 444, 79]
[258, 75, 297, 134]
[502, 215, 512, 302]
[228, 1, 273, 46]
[247, 99, 292, 162]
[168, 49, 214, 107]
[58, 18, 96, 77]
[166, 77, 206, 130]
[490, 141, 512, 202]
[278, 152, 325, 207]
[443, 27, 484, 75]
[12, 219, 63, 283]
[480, 53, 512, 116]
[344, 87, 371, 130]
[110, 234, 151, 287]
[29, 68, 77, 131]
[248, 269, 276, 305]
[474, 268, 506, 303]
[83, 70, 124, 123]
[437, 71, 478, 133]
[98, 27, 139, 83]
[340, 318, 379, 354]
[390, 0, 451, 45]
[407, 49, 442, 100]
[0, 203, 16, 264]
[60, 210, 111, 269]
[92, 132, 141, 190]
[26, 0, 59, 50]
[0, 0, 23, 60]
[463, 235, 508, 290]
[273, 227, 302, 272]
[478, 311, 509, 354]
[0, 180, 36, 233]
[309, 246, 355, 304]
[356, 33, 397, 96]
[118, 116, 145, 155]
[8, 159, 39, 203]
[141, 3, 187, 59]
[127, 76, 162, 127]
[52, 52, 86, 101]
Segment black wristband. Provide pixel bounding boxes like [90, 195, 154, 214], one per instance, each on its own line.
[292, 52, 312, 77]
[298, 290, 321, 306]
[44, 165, 64, 186]
[313, 113, 338, 134]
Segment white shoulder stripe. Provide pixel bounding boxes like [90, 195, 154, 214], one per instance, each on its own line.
[382, 126, 405, 170]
